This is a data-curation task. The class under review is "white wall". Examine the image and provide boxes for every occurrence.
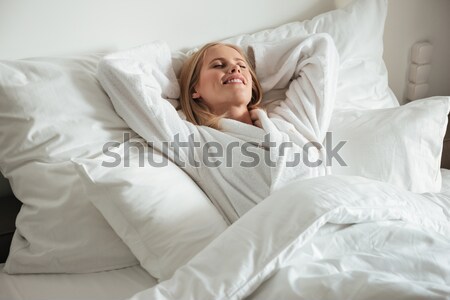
[0,0,334,59]
[0,0,448,103]
[383,0,450,103]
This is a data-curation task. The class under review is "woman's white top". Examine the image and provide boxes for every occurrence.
[97,34,339,224]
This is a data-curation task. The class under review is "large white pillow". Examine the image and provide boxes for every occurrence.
[0,55,140,273]
[217,0,397,110]
[0,54,228,276]
[73,138,227,281]
[330,97,450,193]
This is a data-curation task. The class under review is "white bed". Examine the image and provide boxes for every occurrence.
[1,0,450,299]
[1,169,450,297]
[1,176,450,299]
[0,264,156,300]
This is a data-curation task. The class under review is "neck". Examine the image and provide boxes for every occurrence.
[215,105,253,125]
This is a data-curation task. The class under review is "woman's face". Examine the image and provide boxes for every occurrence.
[194,45,253,114]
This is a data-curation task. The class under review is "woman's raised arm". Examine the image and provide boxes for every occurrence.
[251,34,339,143]
[97,42,195,159]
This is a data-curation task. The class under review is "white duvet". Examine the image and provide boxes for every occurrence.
[129,175,450,300]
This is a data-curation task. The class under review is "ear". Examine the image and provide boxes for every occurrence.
[192,91,200,99]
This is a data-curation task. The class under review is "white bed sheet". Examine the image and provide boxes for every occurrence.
[127,174,450,300]
[0,264,156,300]
[0,170,449,300]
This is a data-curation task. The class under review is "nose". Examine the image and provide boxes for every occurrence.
[229,64,241,74]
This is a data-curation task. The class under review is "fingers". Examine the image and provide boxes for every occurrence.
[250,109,259,122]
[250,109,262,128]
[253,119,262,128]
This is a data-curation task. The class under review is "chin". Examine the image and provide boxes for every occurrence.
[234,93,253,106]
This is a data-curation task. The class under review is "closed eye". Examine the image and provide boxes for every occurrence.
[210,60,247,69]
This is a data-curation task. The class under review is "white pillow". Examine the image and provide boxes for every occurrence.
[221,0,397,110]
[0,55,139,273]
[330,97,450,193]
[73,138,227,281]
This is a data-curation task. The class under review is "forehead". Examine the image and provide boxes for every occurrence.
[203,45,244,62]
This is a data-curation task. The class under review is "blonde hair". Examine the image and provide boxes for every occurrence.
[179,42,262,129]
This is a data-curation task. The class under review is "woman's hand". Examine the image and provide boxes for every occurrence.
[250,109,262,128]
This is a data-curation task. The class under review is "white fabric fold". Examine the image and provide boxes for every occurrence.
[127,175,450,300]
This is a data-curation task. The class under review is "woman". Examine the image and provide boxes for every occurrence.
[97,33,339,224]
[178,42,262,129]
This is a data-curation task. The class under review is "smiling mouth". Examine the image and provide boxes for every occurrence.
[223,78,244,84]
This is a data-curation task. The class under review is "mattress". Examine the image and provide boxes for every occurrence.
[0,264,156,300]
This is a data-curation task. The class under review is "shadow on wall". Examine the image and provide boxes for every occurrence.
[383,0,450,103]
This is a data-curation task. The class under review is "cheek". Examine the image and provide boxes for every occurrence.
[198,72,219,91]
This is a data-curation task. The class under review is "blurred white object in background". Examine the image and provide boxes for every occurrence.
[411,42,434,64]
[407,41,433,101]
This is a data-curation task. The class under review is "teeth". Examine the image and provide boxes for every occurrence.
[226,79,243,84]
